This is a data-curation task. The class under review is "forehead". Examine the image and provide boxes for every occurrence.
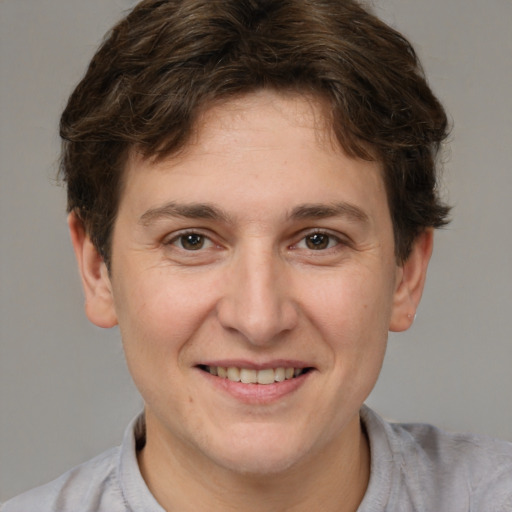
[120,91,388,225]
[193,91,335,146]
[133,91,341,173]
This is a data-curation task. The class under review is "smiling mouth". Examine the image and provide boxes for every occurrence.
[198,365,312,385]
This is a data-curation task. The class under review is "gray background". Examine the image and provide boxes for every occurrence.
[1,0,511,502]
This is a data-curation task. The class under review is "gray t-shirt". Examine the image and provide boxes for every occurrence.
[2,406,512,511]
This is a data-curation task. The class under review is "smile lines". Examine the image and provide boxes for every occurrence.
[200,365,309,385]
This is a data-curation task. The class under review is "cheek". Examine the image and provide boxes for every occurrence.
[304,268,393,385]
[114,276,212,415]
[305,267,395,337]
[113,271,216,372]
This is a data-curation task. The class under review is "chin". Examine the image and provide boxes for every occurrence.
[205,428,314,476]
[216,449,303,476]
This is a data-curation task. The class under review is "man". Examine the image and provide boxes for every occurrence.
[2,1,511,511]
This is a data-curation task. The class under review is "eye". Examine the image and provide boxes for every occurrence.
[304,233,331,250]
[171,232,213,251]
[299,232,340,251]
[304,233,339,251]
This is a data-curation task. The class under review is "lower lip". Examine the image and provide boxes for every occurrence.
[198,369,312,404]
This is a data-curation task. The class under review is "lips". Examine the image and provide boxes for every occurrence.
[200,365,308,384]
[196,362,314,404]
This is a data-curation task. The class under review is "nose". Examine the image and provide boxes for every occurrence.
[216,244,299,346]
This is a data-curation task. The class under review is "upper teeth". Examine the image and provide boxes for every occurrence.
[206,366,304,384]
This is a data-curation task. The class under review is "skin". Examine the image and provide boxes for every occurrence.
[69,90,433,512]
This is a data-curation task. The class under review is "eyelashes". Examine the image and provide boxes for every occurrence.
[166,229,347,254]
[294,232,342,251]
[170,232,214,251]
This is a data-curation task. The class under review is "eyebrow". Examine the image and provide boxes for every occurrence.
[288,202,370,224]
[139,200,369,226]
[139,202,230,225]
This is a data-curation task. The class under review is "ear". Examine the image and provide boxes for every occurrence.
[389,229,433,332]
[68,212,118,328]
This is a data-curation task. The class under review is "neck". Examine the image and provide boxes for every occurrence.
[137,413,370,512]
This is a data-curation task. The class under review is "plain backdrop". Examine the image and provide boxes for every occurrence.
[1,0,511,502]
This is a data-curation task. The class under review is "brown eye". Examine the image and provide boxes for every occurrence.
[179,233,206,250]
[305,233,331,250]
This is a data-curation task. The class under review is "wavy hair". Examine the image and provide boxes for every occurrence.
[60,0,450,267]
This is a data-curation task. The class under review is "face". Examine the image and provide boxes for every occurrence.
[73,91,429,476]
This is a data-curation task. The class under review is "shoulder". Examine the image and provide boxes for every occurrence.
[360,405,512,511]
[398,420,512,510]
[1,447,126,512]
[2,414,164,512]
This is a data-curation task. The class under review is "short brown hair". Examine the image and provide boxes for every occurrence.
[60,0,450,268]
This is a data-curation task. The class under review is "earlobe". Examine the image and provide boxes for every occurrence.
[389,229,434,332]
[68,212,118,328]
